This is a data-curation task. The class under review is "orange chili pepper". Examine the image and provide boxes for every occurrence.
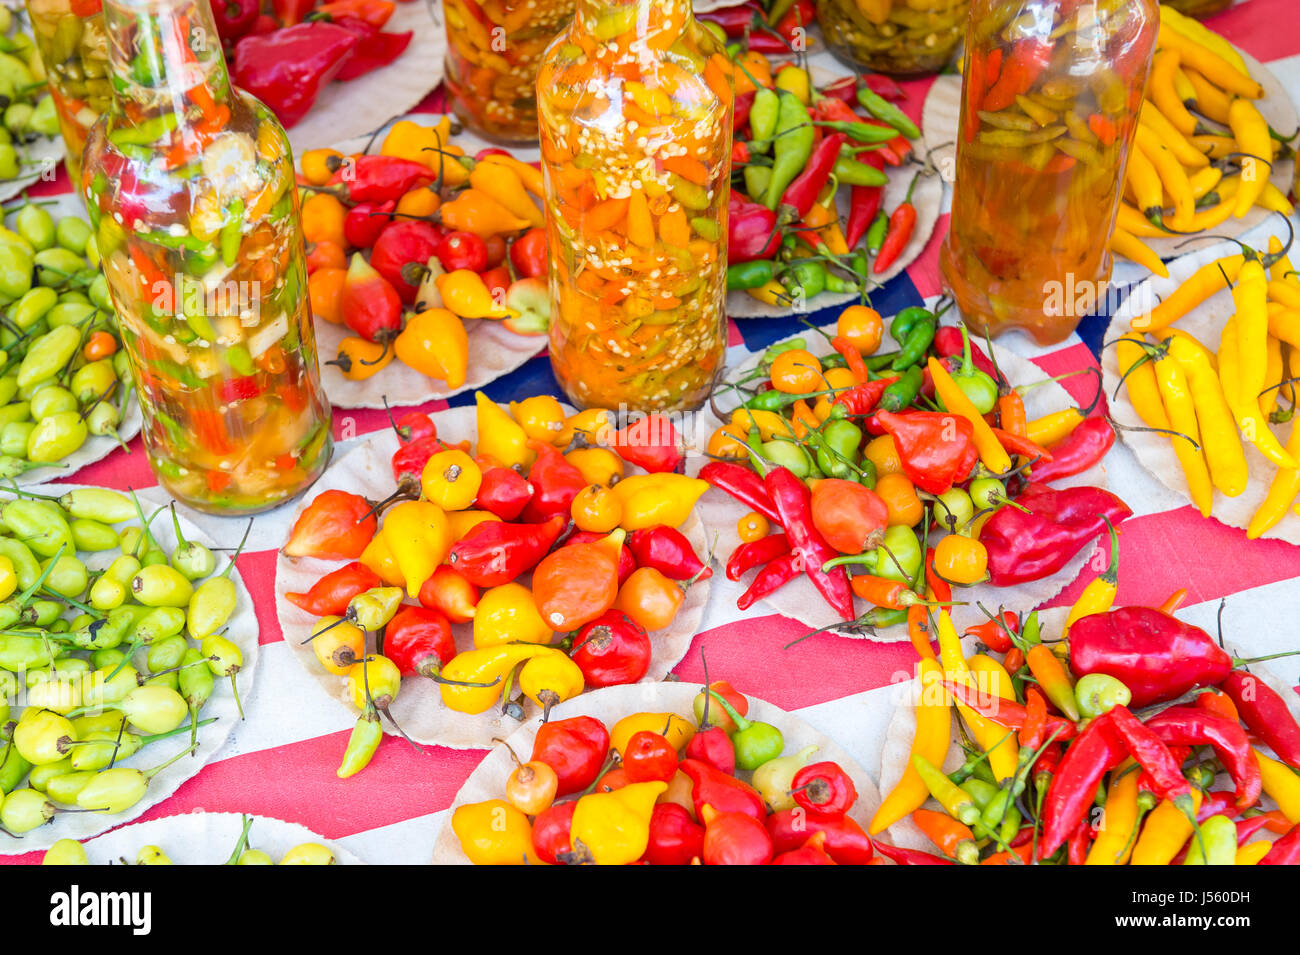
[309,267,347,325]
[302,193,347,248]
[1025,644,1079,721]
[438,189,531,238]
[911,809,978,865]
[1157,588,1188,614]
[82,331,117,362]
[906,603,936,659]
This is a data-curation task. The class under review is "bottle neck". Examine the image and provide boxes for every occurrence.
[104,0,233,117]
[573,0,694,46]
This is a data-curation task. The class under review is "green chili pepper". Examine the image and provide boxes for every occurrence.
[856,85,921,139]
[879,365,923,412]
[690,217,721,242]
[709,691,785,771]
[832,154,890,187]
[814,120,899,144]
[220,198,244,267]
[781,258,827,299]
[943,325,999,415]
[108,112,179,147]
[748,87,780,154]
[761,438,816,479]
[874,525,923,585]
[667,174,710,211]
[727,260,777,291]
[337,703,383,778]
[891,319,936,372]
[814,418,863,479]
[762,92,814,211]
[865,211,889,254]
[743,164,771,202]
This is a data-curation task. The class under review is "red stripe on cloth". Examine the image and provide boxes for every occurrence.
[906,212,949,300]
[896,75,936,130]
[1205,0,1300,65]
[333,398,451,442]
[70,436,158,492]
[237,550,284,645]
[1042,504,1300,612]
[126,732,486,839]
[727,318,745,348]
[672,614,921,710]
[1029,342,1107,415]
[26,164,74,198]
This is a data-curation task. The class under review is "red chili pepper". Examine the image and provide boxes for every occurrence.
[370,219,443,304]
[963,611,1018,653]
[232,22,358,128]
[283,489,377,560]
[531,716,609,797]
[508,228,547,279]
[871,840,956,865]
[980,483,1132,587]
[844,152,887,249]
[416,565,479,624]
[1039,710,1128,859]
[1143,706,1262,810]
[833,377,897,417]
[791,761,857,820]
[447,515,565,587]
[1234,815,1274,846]
[780,133,847,222]
[1066,816,1093,866]
[771,831,838,865]
[765,467,855,621]
[679,758,765,822]
[622,730,678,784]
[385,409,435,446]
[873,172,921,275]
[627,526,711,582]
[436,231,489,273]
[329,16,412,81]
[991,427,1054,464]
[695,1,763,36]
[982,38,1055,113]
[1258,823,1300,865]
[941,680,1078,741]
[1219,670,1300,768]
[1019,687,1048,751]
[767,810,874,864]
[875,409,977,496]
[384,605,455,680]
[563,531,637,585]
[1195,788,1238,822]
[1109,705,1195,811]
[642,803,704,865]
[343,199,395,250]
[217,375,263,404]
[531,800,577,864]
[727,192,782,263]
[341,253,403,344]
[1069,606,1230,708]
[326,154,436,203]
[391,435,445,487]
[699,461,781,525]
[474,466,534,521]
[609,414,684,474]
[285,561,380,616]
[212,0,261,41]
[738,552,804,611]
[569,610,651,688]
[733,89,756,132]
[520,439,586,523]
[725,533,791,581]
[1028,418,1115,484]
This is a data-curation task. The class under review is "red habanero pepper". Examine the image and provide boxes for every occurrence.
[728,192,782,263]
[1108,705,1196,813]
[643,803,704,865]
[791,762,858,820]
[622,731,679,784]
[628,526,712,581]
[341,253,403,344]
[232,22,358,128]
[388,409,436,446]
[474,466,534,521]
[1038,710,1129,860]
[833,377,897,417]
[1068,607,1231,707]
[325,155,436,203]
[780,133,848,222]
[736,552,802,610]
[941,680,1077,741]
[391,435,445,487]
[370,219,443,304]
[699,461,782,525]
[980,483,1131,587]
[765,466,855,621]
[685,725,735,776]
[731,140,751,166]
[726,533,792,581]
[343,199,396,250]
[211,0,261,41]
[330,16,413,82]
[964,611,1018,653]
[873,172,921,275]
[1258,823,1300,865]
[285,561,381,616]
[610,414,684,473]
[417,565,479,623]
[875,409,977,495]
[564,531,637,584]
[1028,418,1116,484]
[531,716,610,797]
[520,440,586,523]
[702,810,774,865]
[1219,670,1300,769]
[871,840,956,865]
[447,515,566,587]
[771,831,838,865]
[509,228,548,279]
[569,610,652,688]
[679,758,766,822]
[767,810,874,864]
[384,605,456,680]
[1143,706,1262,810]
[436,231,489,273]
[531,800,577,864]
[283,489,377,560]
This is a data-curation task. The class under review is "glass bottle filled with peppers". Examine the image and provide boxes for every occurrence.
[25,0,111,186]
[536,0,732,413]
[939,0,1157,345]
[816,0,970,76]
[82,0,332,514]
[440,0,573,143]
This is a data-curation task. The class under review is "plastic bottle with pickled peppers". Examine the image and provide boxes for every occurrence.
[939,0,1158,345]
[536,0,733,413]
[817,0,970,76]
[82,0,332,514]
[26,0,111,187]
[439,0,573,143]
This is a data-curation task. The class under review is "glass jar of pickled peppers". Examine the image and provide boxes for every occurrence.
[1159,0,1231,20]
[25,0,110,186]
[816,0,970,76]
[939,0,1157,345]
[537,0,732,413]
[82,0,332,514]
[440,0,573,143]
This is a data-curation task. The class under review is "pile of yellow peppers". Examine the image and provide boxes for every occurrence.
[1124,233,1300,536]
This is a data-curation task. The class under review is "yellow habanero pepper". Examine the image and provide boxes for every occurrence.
[447,509,499,540]
[358,532,403,587]
[510,395,567,444]
[610,712,695,757]
[569,781,666,865]
[519,650,585,717]
[394,307,468,389]
[869,656,949,834]
[611,474,709,530]
[1131,788,1202,865]
[452,799,543,865]
[423,449,484,512]
[556,408,614,448]
[935,610,1018,783]
[1166,333,1248,498]
[928,357,1012,474]
[566,446,625,486]
[469,162,544,229]
[476,391,534,470]
[440,644,556,714]
[381,117,452,168]
[330,336,394,381]
[438,189,531,239]
[473,583,552,648]
[381,501,451,598]
[1085,763,1142,865]
[479,153,545,198]
[300,148,344,186]
[435,269,518,320]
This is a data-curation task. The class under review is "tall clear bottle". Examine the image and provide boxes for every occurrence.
[536,0,733,413]
[82,0,332,514]
[939,0,1157,345]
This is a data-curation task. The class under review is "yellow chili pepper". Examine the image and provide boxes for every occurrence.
[1025,408,1085,447]
[475,391,534,470]
[1025,644,1080,721]
[1116,338,1170,430]
[928,357,1012,474]
[1231,259,1298,469]
[1187,166,1223,202]
[394,307,468,389]
[1110,227,1168,278]
[570,781,666,865]
[300,147,344,186]
[1154,349,1213,517]
[358,532,403,587]
[479,153,544,198]
[1228,99,1272,218]
[747,278,790,306]
[610,473,709,530]
[331,335,394,381]
[438,189,531,239]
[1261,334,1284,418]
[468,162,543,229]
[439,644,556,714]
[452,799,543,865]
[626,189,655,248]
[1246,421,1300,539]
[1064,520,1119,636]
[1131,788,1202,865]
[1270,279,1300,311]
[1135,125,1194,231]
[1085,764,1141,865]
[1158,5,1249,77]
[730,407,794,442]
[519,650,585,716]
[566,446,625,486]
[381,501,451,598]
[1166,334,1248,497]
[774,64,810,104]
[1137,100,1207,169]
[1255,748,1300,822]
[869,657,950,834]
[1156,22,1262,98]
[610,712,695,757]
[1117,201,1178,239]
[473,583,552,648]
[435,269,517,320]
[935,610,1018,783]
[395,185,441,220]
[966,654,1016,702]
[1131,254,1244,333]
[1235,841,1273,866]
